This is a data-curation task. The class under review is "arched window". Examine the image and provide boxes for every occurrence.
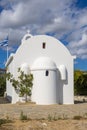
[42,42,46,49]
[45,70,49,76]
[25,36,31,40]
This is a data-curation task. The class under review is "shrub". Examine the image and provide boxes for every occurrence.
[20,111,28,121]
[48,114,52,121]
[74,70,87,95]
[73,115,82,120]
[0,118,12,126]
[0,74,6,96]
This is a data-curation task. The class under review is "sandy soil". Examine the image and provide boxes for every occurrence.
[1,119,87,130]
[0,97,87,130]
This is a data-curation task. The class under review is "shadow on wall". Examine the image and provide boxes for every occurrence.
[56,69,68,104]
[6,95,12,103]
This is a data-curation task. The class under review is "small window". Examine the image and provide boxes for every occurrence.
[45,70,49,76]
[42,42,46,49]
[25,36,31,40]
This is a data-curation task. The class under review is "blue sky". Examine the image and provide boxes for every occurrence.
[0,0,87,70]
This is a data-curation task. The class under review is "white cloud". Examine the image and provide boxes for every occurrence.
[67,32,87,59]
[0,0,87,59]
[0,0,75,28]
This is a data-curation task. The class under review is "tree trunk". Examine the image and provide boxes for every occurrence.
[25,94,27,102]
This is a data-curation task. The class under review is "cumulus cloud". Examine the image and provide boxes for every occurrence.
[0,0,87,59]
[67,32,87,59]
[0,0,73,28]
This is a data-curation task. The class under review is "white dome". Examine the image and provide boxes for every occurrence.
[31,57,57,70]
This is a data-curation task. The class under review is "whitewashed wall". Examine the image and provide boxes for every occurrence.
[6,35,74,104]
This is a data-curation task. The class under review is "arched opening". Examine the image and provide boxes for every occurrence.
[45,70,49,76]
[42,42,46,49]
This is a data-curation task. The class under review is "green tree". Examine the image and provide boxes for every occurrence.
[74,70,83,95]
[75,74,87,95]
[0,74,6,96]
[7,68,33,102]
[74,70,87,95]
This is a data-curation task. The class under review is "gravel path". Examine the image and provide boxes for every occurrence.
[0,102,87,120]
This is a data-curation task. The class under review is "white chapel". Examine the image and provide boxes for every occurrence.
[5,32,75,105]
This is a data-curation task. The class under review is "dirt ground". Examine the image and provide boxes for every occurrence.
[1,119,87,130]
[0,97,87,130]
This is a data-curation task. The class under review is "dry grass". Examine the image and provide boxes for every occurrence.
[0,97,87,129]
[1,119,87,130]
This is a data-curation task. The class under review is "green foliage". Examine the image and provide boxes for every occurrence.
[83,113,87,119]
[73,115,82,120]
[0,74,6,96]
[74,70,87,95]
[6,68,33,102]
[74,70,83,95]
[47,113,68,121]
[0,118,12,126]
[48,114,52,121]
[20,111,28,120]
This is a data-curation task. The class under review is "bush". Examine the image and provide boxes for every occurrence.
[0,74,6,96]
[73,115,82,120]
[74,70,87,95]
[20,111,28,120]
[0,118,12,126]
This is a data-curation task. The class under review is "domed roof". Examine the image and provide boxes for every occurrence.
[31,57,57,70]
